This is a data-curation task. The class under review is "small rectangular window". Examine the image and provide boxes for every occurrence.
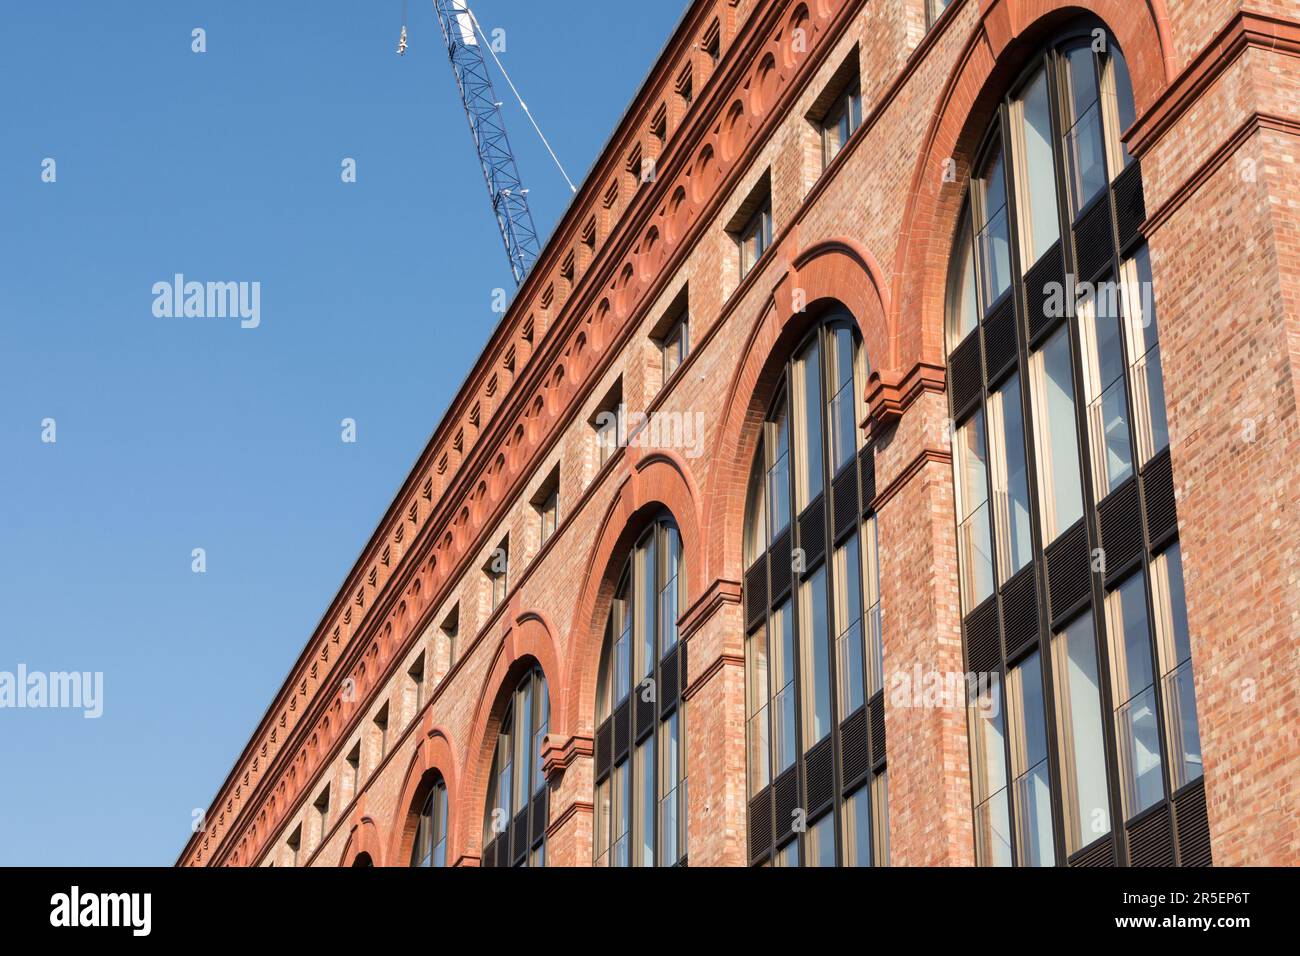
[591,379,624,471]
[408,654,426,716]
[738,200,774,279]
[346,743,361,799]
[926,0,953,27]
[314,786,331,838]
[531,466,560,548]
[287,825,302,867]
[820,82,862,169]
[485,538,509,611]
[659,312,689,386]
[373,703,390,762]
[441,605,459,668]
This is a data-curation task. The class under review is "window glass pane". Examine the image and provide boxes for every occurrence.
[1029,326,1085,541]
[858,518,884,697]
[636,535,656,680]
[775,840,800,867]
[768,406,791,538]
[636,736,655,866]
[1102,46,1137,171]
[612,760,629,867]
[843,786,872,866]
[1122,246,1169,463]
[977,146,1013,305]
[833,536,865,715]
[1008,653,1055,866]
[660,710,680,865]
[659,525,681,653]
[514,683,533,810]
[954,410,994,609]
[794,339,825,507]
[1163,658,1203,792]
[1079,282,1133,497]
[970,673,1011,866]
[615,596,631,705]
[947,211,979,351]
[807,814,836,867]
[532,676,549,795]
[1107,572,1164,819]
[987,374,1033,581]
[1012,67,1060,265]
[1051,612,1111,852]
[871,770,890,865]
[771,601,797,776]
[800,565,832,746]
[746,628,770,795]
[744,448,767,566]
[594,778,610,865]
[1064,46,1108,215]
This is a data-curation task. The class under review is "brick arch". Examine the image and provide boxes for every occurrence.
[702,237,891,585]
[891,0,1175,372]
[337,814,385,867]
[562,448,705,737]
[457,610,564,865]
[387,721,462,867]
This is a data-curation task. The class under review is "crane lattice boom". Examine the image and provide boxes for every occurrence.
[434,0,541,286]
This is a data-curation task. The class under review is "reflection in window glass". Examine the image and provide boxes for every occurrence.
[771,601,797,777]
[828,326,860,473]
[946,209,979,351]
[977,145,1013,306]
[970,674,1011,866]
[808,814,836,866]
[746,628,770,796]
[833,535,865,715]
[1008,654,1054,866]
[1012,66,1060,265]
[1122,246,1169,464]
[1063,45,1108,215]
[799,566,832,746]
[794,340,824,507]
[1107,572,1164,819]
[861,518,884,696]
[1051,612,1111,853]
[1079,281,1134,497]
[1029,327,1085,541]
[1153,544,1202,791]
[954,410,994,610]
[987,373,1033,582]
[843,786,872,866]
[768,405,791,538]
[744,446,767,567]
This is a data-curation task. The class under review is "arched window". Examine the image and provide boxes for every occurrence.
[593,516,688,866]
[943,22,1204,868]
[741,311,887,866]
[481,665,549,867]
[409,775,449,867]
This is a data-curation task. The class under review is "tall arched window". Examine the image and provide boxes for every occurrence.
[944,21,1205,868]
[481,665,549,867]
[742,311,887,867]
[409,775,449,867]
[592,516,688,866]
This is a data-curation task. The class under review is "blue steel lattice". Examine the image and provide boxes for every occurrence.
[434,0,542,286]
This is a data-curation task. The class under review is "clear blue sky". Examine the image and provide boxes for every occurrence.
[0,0,688,866]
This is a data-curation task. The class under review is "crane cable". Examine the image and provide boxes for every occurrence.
[461,4,578,194]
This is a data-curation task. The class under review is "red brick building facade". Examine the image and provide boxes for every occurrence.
[180,0,1300,868]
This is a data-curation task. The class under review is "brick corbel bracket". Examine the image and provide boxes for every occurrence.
[541,731,594,778]
[864,361,946,438]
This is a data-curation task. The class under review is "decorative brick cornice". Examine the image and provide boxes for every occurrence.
[873,448,954,513]
[541,732,594,777]
[864,361,946,437]
[1127,10,1300,159]
[682,652,745,703]
[678,577,742,641]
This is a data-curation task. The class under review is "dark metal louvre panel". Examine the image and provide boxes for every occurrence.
[773,767,799,843]
[831,465,859,540]
[798,497,826,572]
[1073,198,1115,283]
[964,596,1001,676]
[868,692,886,767]
[1069,835,1115,867]
[635,681,656,742]
[805,737,834,816]
[659,645,680,715]
[859,443,876,514]
[613,699,631,763]
[1046,520,1092,627]
[948,332,983,420]
[1001,564,1039,660]
[1098,478,1143,582]
[1024,241,1066,342]
[982,293,1019,381]
[530,790,548,846]
[1174,778,1212,866]
[510,809,528,864]
[770,527,793,603]
[840,706,869,788]
[748,789,773,862]
[744,557,767,631]
[595,718,612,779]
[1127,805,1175,867]
[1112,160,1146,253]
[1143,447,1178,550]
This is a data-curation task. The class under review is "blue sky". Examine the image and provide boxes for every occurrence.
[0,0,688,866]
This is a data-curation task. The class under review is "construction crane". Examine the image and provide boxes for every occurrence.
[425,0,543,287]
